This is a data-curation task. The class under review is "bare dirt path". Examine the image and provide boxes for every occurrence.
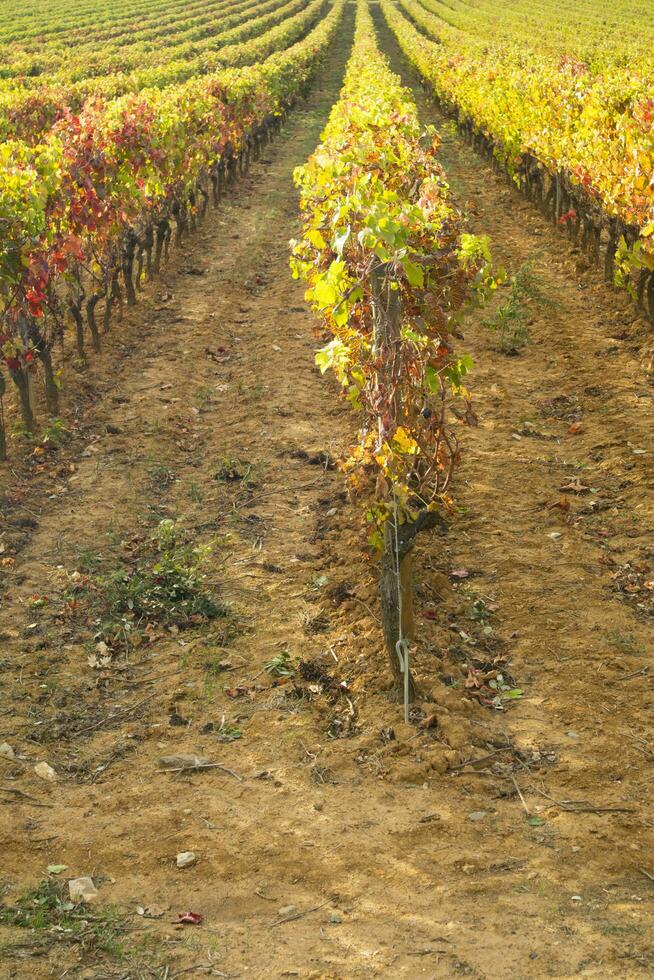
[371,5,654,976]
[1,5,654,979]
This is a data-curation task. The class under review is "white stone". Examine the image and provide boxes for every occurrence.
[34,761,57,781]
[69,877,98,904]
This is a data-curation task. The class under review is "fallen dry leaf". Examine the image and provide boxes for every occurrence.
[173,911,203,925]
[559,479,590,494]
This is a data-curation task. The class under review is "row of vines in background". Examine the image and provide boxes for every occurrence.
[291,0,493,706]
[381,0,654,323]
[0,0,316,83]
[1,0,332,142]
[0,0,345,460]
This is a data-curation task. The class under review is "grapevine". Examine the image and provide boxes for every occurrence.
[0,0,345,448]
[292,0,493,698]
[381,0,654,316]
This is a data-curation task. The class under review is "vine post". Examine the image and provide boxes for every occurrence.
[371,264,445,709]
[370,263,415,705]
[370,263,415,700]
[0,373,6,461]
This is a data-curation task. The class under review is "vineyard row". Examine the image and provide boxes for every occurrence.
[381,0,654,322]
[292,0,491,702]
[0,0,346,456]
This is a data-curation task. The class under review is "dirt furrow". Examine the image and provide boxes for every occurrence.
[372,5,654,976]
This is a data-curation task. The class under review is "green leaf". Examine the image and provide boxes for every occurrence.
[47,864,68,875]
[527,816,545,827]
[402,259,424,287]
[425,365,440,392]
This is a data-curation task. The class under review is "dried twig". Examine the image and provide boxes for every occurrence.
[528,783,635,814]
[157,762,243,781]
[510,775,530,816]
[0,786,53,807]
[75,691,158,736]
[243,479,323,507]
[617,666,649,681]
[449,746,513,771]
[271,899,330,928]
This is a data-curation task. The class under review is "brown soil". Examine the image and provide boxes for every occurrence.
[1,7,653,978]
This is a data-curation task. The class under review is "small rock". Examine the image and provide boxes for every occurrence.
[566,731,580,739]
[69,877,98,904]
[468,811,487,822]
[278,905,297,916]
[176,851,197,869]
[570,895,582,902]
[326,508,337,517]
[34,761,57,781]
[136,904,168,918]
[0,742,15,760]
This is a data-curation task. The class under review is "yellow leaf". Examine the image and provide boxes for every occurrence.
[392,427,419,454]
[306,228,327,249]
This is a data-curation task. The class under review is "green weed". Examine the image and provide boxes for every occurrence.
[264,650,296,678]
[0,878,126,957]
[92,519,228,645]
[41,418,71,448]
[484,260,556,353]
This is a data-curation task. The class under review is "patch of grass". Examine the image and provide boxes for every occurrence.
[607,630,643,657]
[147,464,176,493]
[0,878,127,957]
[600,922,645,937]
[214,456,265,488]
[75,549,104,574]
[194,384,214,410]
[188,481,204,504]
[484,260,556,354]
[90,519,228,646]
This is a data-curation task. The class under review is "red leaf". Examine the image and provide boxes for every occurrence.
[173,911,203,925]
